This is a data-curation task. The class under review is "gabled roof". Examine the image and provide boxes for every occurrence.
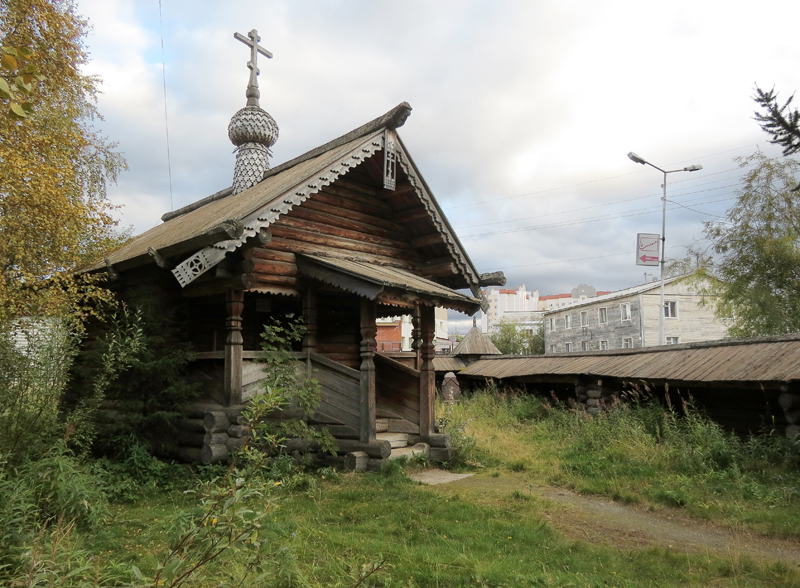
[88,103,485,297]
[542,276,686,314]
[452,326,502,356]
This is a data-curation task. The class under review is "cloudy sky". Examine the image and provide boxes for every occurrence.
[75,0,800,331]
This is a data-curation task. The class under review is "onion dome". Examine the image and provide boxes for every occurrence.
[228,105,279,195]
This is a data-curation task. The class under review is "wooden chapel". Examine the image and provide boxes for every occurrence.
[86,30,505,467]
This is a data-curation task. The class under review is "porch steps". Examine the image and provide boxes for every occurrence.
[376,417,419,434]
[387,442,429,461]
[377,432,409,448]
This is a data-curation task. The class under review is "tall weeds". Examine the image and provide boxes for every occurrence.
[445,388,800,535]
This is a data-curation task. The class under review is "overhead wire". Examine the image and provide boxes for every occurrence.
[459,191,739,238]
[486,241,712,272]
[450,157,766,232]
[444,142,769,212]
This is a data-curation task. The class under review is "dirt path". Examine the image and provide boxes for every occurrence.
[413,470,800,566]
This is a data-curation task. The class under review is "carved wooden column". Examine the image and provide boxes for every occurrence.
[302,285,317,355]
[224,290,244,407]
[359,298,377,443]
[419,304,436,437]
[411,307,421,371]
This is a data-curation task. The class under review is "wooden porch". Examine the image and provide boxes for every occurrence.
[176,290,453,467]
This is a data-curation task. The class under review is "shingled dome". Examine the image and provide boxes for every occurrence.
[452,326,501,356]
[228,104,279,195]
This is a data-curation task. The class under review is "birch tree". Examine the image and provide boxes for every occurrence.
[0,0,125,321]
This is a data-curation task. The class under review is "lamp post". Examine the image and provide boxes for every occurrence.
[627,152,702,346]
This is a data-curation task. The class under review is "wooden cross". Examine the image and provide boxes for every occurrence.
[233,29,272,105]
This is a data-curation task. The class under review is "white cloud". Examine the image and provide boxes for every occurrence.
[75,0,800,294]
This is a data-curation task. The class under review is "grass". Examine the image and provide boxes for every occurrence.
[440,389,800,538]
[6,387,800,586]
[70,470,800,587]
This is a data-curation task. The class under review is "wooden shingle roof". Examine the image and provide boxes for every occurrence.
[460,334,800,384]
[452,327,502,356]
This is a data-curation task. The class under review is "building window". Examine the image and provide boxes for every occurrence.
[565,314,572,329]
[598,307,607,324]
[580,311,589,327]
[666,336,680,345]
[581,341,588,351]
[549,344,555,353]
[620,303,631,322]
[664,301,678,318]
[565,342,572,352]
[599,340,608,350]
[548,317,556,332]
[622,337,633,348]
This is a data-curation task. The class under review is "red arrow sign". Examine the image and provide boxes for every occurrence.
[639,255,658,263]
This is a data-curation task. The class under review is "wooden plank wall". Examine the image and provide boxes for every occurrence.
[375,353,420,430]
[309,353,361,434]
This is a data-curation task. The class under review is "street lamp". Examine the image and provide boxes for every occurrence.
[627,152,703,346]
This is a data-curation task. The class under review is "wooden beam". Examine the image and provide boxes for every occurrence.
[250,258,297,276]
[418,305,435,437]
[359,298,377,443]
[266,236,419,271]
[479,271,507,287]
[224,290,244,407]
[243,247,296,263]
[301,197,406,233]
[412,307,421,372]
[182,273,256,298]
[275,216,413,251]
[147,247,173,269]
[104,258,119,281]
[269,224,419,262]
[395,207,430,224]
[257,227,272,245]
[252,274,299,287]
[303,285,317,354]
[315,188,390,217]
[410,233,443,248]
[378,180,417,200]
[287,206,407,241]
[420,262,458,277]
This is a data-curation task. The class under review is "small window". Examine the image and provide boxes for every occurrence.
[548,317,556,332]
[581,341,588,351]
[580,311,589,327]
[599,340,608,350]
[549,344,555,353]
[664,301,678,318]
[620,303,631,322]
[565,315,572,329]
[565,342,572,353]
[598,307,607,325]
[622,337,633,348]
[666,336,680,345]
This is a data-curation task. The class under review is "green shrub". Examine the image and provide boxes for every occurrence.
[16,446,109,529]
[73,292,199,450]
[236,316,336,477]
[0,447,109,579]
[0,320,78,461]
